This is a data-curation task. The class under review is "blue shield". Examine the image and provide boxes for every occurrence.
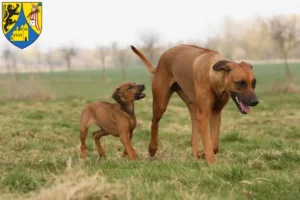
[2,2,42,49]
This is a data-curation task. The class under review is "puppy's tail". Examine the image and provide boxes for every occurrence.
[131,45,156,74]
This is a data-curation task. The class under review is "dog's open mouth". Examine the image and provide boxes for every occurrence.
[231,92,251,114]
[135,93,146,100]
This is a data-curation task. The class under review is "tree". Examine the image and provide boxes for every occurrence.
[96,45,110,82]
[36,48,42,69]
[32,47,42,75]
[241,17,275,60]
[45,50,54,72]
[270,15,300,81]
[2,47,18,78]
[138,30,160,82]
[205,36,222,51]
[111,42,128,81]
[61,46,77,71]
[138,30,160,64]
[116,49,128,81]
[219,16,238,59]
[2,48,12,74]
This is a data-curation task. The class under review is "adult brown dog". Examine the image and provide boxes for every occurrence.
[79,82,145,160]
[131,45,259,163]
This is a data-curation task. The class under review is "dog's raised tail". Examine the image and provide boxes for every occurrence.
[131,45,156,74]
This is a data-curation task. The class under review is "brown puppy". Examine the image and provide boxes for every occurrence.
[79,82,145,160]
[131,45,259,163]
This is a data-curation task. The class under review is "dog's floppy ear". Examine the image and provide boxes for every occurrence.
[212,60,233,72]
[240,61,253,70]
[112,88,122,104]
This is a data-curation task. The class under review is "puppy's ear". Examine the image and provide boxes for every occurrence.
[240,61,253,70]
[112,88,122,104]
[213,60,233,72]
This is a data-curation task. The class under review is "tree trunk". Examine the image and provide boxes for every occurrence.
[101,58,107,82]
[122,65,126,81]
[49,63,54,73]
[6,60,10,74]
[12,58,18,81]
[66,58,71,71]
[283,53,292,82]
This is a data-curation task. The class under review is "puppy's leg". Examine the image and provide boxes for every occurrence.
[122,131,133,158]
[93,130,109,157]
[120,131,136,160]
[80,109,95,159]
[80,126,88,159]
[149,71,174,157]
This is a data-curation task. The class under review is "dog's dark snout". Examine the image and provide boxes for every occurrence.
[139,84,145,91]
[250,96,259,106]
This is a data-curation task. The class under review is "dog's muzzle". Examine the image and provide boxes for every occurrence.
[135,84,146,100]
[231,92,259,114]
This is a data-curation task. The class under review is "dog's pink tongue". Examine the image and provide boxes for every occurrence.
[240,102,251,113]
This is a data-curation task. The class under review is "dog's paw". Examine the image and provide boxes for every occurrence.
[80,151,87,160]
[197,151,217,163]
[148,147,157,157]
[197,151,205,159]
[98,151,106,157]
[121,151,128,158]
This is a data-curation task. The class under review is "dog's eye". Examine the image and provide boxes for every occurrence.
[252,79,256,89]
[235,80,247,88]
[128,85,133,90]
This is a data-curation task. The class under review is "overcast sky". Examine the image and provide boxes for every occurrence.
[1,0,299,50]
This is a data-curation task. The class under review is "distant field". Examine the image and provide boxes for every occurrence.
[0,63,300,199]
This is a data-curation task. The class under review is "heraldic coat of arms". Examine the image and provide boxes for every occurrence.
[2,2,42,49]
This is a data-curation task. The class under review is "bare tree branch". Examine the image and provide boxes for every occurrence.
[61,46,77,71]
[270,15,300,80]
[138,30,160,64]
[45,50,54,72]
[96,45,110,82]
[2,48,12,74]
[2,47,18,78]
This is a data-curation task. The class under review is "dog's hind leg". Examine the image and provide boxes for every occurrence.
[93,129,109,157]
[80,126,89,159]
[79,109,95,159]
[149,68,175,157]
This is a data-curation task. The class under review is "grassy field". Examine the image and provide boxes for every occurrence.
[0,63,300,200]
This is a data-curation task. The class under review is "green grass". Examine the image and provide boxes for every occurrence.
[0,63,300,199]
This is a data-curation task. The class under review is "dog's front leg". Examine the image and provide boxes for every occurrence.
[197,111,221,158]
[210,111,221,154]
[120,131,137,160]
[196,110,215,163]
[122,131,133,158]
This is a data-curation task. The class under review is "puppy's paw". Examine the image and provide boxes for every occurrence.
[80,150,87,160]
[98,152,106,158]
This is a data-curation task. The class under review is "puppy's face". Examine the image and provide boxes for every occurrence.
[112,82,145,104]
[213,61,259,114]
